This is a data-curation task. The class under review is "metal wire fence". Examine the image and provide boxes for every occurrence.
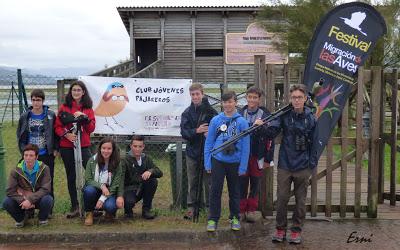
[0,71,252,215]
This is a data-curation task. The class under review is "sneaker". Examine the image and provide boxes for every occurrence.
[230,217,241,231]
[272,229,286,242]
[207,220,217,232]
[39,220,48,226]
[288,231,302,244]
[93,210,103,218]
[15,221,25,228]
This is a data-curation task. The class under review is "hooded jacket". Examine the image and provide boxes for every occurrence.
[17,105,58,154]
[6,160,51,204]
[264,106,316,172]
[204,111,250,175]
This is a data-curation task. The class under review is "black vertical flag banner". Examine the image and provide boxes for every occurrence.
[304,2,387,168]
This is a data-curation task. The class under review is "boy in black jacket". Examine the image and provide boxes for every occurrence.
[116,135,163,219]
[180,83,217,219]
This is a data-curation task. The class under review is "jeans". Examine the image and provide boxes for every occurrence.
[38,154,55,199]
[2,195,53,222]
[83,185,117,215]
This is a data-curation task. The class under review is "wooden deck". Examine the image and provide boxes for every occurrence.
[271,152,400,219]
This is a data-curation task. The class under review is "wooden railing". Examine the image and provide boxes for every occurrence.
[90,59,135,77]
[130,59,162,78]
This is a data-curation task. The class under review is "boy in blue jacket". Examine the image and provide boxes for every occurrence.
[204,90,250,232]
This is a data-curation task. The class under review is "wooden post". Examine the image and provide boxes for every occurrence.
[340,101,349,218]
[325,139,333,217]
[368,66,382,218]
[160,16,165,61]
[298,64,305,85]
[57,80,65,110]
[354,67,364,218]
[283,64,290,104]
[390,68,398,206]
[255,56,267,216]
[129,15,136,72]
[378,71,386,204]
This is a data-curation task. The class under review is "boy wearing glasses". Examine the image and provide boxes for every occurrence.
[257,84,316,244]
[17,89,58,206]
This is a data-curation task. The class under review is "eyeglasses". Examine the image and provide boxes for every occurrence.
[72,88,83,92]
[31,98,43,102]
[290,96,305,101]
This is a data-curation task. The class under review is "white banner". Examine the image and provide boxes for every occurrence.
[79,76,192,136]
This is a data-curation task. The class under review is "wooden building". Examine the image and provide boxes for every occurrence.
[114,5,267,85]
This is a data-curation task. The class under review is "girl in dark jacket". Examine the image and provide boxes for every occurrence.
[55,80,96,218]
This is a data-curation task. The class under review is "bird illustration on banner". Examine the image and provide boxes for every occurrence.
[94,82,129,130]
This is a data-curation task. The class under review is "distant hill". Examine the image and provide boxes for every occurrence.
[0,66,97,86]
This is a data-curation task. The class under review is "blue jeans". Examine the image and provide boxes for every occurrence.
[2,195,53,222]
[83,185,117,215]
[208,158,240,222]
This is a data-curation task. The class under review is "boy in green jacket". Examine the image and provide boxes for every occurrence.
[117,135,163,219]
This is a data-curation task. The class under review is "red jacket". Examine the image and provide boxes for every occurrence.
[55,101,96,148]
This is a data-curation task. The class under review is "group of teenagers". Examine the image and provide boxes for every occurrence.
[3,81,163,228]
[2,80,316,244]
[181,83,316,244]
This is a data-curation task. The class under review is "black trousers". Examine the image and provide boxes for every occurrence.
[208,158,240,222]
[123,178,158,215]
[60,147,91,209]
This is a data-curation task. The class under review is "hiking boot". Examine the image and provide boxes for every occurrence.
[15,221,25,228]
[183,210,193,220]
[39,220,48,226]
[66,207,80,219]
[84,212,93,226]
[142,209,155,220]
[207,220,217,232]
[230,216,241,231]
[272,229,286,243]
[288,231,302,244]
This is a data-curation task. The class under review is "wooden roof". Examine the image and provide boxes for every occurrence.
[117,5,262,34]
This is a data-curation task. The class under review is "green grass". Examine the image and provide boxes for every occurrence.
[331,135,400,184]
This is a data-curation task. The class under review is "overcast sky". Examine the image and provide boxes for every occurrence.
[0,0,264,73]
